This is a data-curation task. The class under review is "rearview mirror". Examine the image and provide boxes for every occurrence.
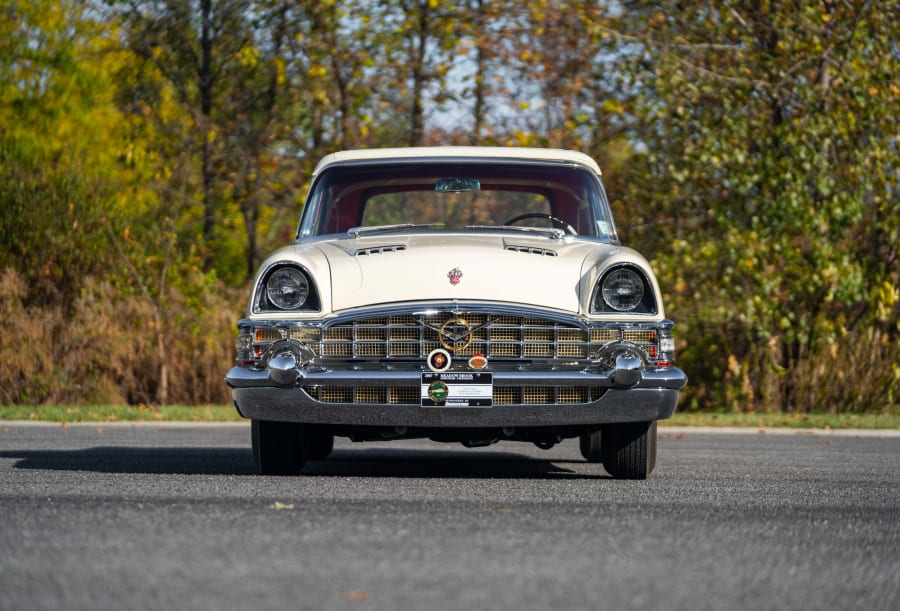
[435,178,480,193]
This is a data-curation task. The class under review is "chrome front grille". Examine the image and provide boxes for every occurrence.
[324,314,652,361]
[251,312,660,363]
[237,310,671,407]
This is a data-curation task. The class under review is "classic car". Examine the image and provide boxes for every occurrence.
[226,146,686,478]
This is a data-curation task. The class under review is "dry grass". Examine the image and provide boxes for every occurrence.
[0,268,241,406]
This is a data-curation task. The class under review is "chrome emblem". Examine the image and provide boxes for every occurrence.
[439,317,473,352]
[468,354,488,370]
[427,348,452,372]
[448,267,463,286]
[428,380,449,403]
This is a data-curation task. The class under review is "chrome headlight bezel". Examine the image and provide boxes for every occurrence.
[592,265,657,314]
[255,264,320,312]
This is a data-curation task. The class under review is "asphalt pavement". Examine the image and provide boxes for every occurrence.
[1,422,898,610]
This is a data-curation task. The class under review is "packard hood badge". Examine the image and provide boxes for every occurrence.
[447,267,463,286]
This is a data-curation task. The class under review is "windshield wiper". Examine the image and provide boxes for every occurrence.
[347,223,445,238]
[465,225,566,239]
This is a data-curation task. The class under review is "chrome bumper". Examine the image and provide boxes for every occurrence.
[226,365,687,427]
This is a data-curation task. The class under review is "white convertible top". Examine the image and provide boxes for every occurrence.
[312,146,603,177]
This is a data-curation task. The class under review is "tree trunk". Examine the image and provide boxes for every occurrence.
[200,0,215,270]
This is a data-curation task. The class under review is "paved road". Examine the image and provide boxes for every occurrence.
[1,422,898,611]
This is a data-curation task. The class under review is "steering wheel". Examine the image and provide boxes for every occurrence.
[503,213,577,235]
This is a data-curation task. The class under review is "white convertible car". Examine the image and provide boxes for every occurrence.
[226,147,686,478]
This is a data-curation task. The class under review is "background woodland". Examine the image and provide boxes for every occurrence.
[1,0,898,412]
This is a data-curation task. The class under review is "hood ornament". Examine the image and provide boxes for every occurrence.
[448,267,463,286]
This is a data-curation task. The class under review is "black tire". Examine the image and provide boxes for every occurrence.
[579,430,603,462]
[601,421,657,479]
[251,419,306,475]
[301,427,334,461]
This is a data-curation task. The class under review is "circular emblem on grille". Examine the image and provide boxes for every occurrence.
[468,354,488,370]
[427,348,452,372]
[439,317,473,352]
[428,380,449,403]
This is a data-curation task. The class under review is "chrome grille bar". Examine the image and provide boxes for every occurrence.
[307,312,656,361]
[244,310,663,366]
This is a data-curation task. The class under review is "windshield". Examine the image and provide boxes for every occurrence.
[296,161,617,241]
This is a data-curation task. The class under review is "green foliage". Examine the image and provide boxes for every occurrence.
[0,139,101,305]
[0,0,125,305]
[617,0,900,412]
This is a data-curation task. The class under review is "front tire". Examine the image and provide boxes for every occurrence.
[579,429,603,462]
[302,427,334,461]
[251,420,306,475]
[601,421,657,479]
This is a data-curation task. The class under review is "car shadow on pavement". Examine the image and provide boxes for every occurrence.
[0,446,607,479]
[0,447,259,476]
[303,449,605,479]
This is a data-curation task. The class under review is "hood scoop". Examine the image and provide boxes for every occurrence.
[505,245,558,257]
[355,245,407,256]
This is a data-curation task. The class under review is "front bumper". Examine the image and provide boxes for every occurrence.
[226,365,687,427]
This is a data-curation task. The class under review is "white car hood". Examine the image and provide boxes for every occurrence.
[311,234,616,314]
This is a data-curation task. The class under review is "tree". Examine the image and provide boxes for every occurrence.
[616,0,900,411]
[3,0,896,410]
[0,0,137,306]
[115,0,298,279]
[363,0,461,146]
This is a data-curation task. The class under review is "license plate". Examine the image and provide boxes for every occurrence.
[421,372,493,407]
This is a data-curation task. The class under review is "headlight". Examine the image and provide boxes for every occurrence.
[265,267,310,310]
[597,267,649,312]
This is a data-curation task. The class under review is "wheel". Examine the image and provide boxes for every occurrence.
[301,427,334,461]
[251,419,306,475]
[503,212,576,234]
[579,429,603,462]
[601,421,657,479]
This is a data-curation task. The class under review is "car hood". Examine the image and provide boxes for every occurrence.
[301,233,619,314]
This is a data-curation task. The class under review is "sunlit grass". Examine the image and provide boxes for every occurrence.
[1,404,898,429]
[0,404,242,423]
[665,410,900,430]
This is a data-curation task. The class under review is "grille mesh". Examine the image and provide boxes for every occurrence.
[293,313,657,360]
[302,385,604,405]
